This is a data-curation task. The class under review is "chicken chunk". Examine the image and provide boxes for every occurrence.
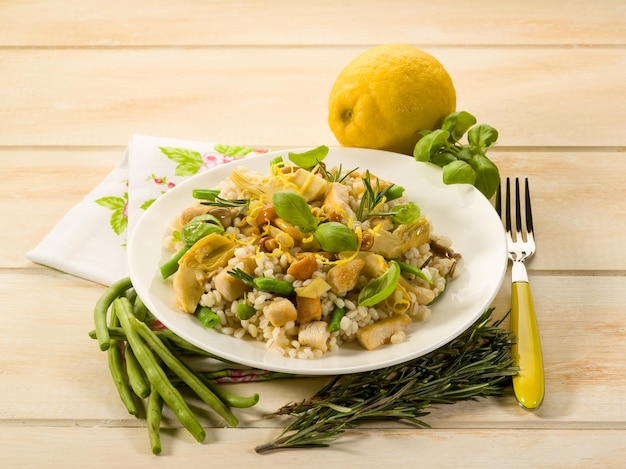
[213,257,255,302]
[323,182,355,221]
[326,258,365,294]
[265,298,297,327]
[356,314,412,350]
[298,321,330,352]
[213,268,248,302]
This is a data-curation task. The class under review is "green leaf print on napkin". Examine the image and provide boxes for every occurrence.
[95,193,128,235]
[214,144,255,157]
[159,146,204,176]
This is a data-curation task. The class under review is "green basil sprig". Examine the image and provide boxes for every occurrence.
[413,111,500,199]
[358,261,401,307]
[271,190,357,252]
[272,191,318,232]
[288,145,329,169]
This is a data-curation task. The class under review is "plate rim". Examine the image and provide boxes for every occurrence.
[127,146,508,375]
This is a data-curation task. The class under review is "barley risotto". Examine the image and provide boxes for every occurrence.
[163,149,460,359]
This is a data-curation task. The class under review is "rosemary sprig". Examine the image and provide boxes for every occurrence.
[318,163,359,183]
[201,196,250,209]
[356,170,397,221]
[255,308,517,453]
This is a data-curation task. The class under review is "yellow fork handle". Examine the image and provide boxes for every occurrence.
[511,280,544,410]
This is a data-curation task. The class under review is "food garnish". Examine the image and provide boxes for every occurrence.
[414,110,500,199]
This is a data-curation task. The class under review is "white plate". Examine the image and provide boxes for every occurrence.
[128,147,507,375]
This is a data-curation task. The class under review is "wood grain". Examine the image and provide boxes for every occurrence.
[2,1,625,466]
[2,0,625,46]
[1,47,625,148]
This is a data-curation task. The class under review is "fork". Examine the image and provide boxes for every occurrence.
[496,177,544,410]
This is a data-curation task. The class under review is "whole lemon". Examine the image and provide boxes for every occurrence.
[328,44,456,155]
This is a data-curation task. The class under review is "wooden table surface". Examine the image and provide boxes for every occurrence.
[2,1,625,467]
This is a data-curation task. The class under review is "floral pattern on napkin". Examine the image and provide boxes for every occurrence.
[26,135,269,286]
[94,143,269,240]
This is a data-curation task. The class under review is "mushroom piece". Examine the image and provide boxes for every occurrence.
[286,253,318,281]
[298,321,330,352]
[173,233,235,313]
[296,296,322,324]
[265,298,297,327]
[356,314,412,350]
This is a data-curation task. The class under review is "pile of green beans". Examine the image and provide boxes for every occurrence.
[90,277,260,454]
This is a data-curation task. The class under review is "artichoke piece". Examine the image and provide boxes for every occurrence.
[285,168,328,202]
[230,167,270,200]
[229,166,328,204]
[370,217,431,259]
[173,233,235,313]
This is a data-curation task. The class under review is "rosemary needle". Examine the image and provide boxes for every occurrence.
[256,308,517,453]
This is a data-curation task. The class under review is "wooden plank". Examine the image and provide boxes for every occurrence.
[1,427,625,466]
[6,151,626,271]
[1,271,624,426]
[1,0,625,46]
[1,47,625,148]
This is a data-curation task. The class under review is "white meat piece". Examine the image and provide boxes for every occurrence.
[298,321,330,352]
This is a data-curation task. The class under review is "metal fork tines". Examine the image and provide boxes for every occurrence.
[496,177,544,411]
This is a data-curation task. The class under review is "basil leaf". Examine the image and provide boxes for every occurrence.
[392,202,421,224]
[314,222,357,252]
[288,145,329,168]
[181,214,225,246]
[431,151,458,167]
[442,160,477,186]
[272,191,317,232]
[441,111,477,141]
[413,129,450,162]
[469,154,500,199]
[468,124,498,149]
[358,261,401,307]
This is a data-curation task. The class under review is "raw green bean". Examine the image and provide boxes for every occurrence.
[159,245,190,279]
[94,277,133,351]
[114,297,206,442]
[88,326,126,341]
[196,374,259,409]
[132,318,239,427]
[133,293,148,322]
[147,387,163,455]
[125,344,150,399]
[107,338,138,415]
[155,329,226,358]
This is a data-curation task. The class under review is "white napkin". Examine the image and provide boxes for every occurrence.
[27,135,269,286]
